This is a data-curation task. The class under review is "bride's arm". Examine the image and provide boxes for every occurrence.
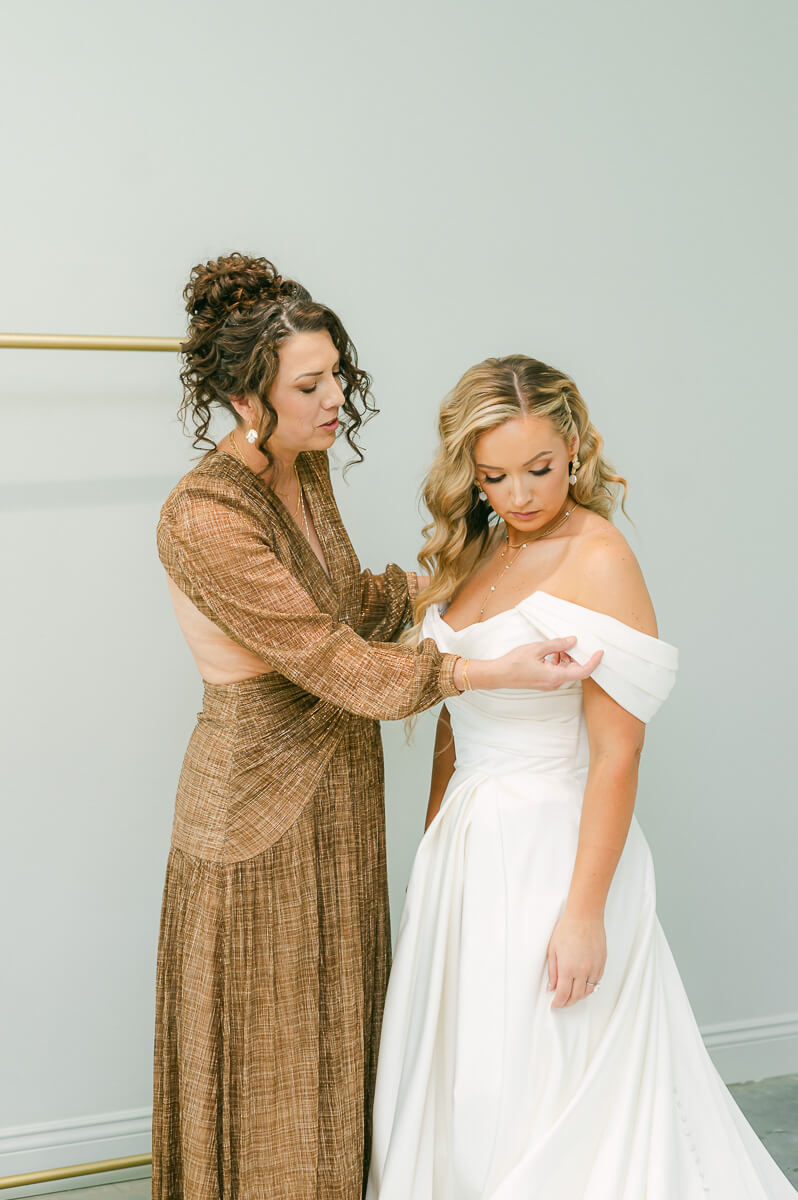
[547,535,656,1010]
[424,706,456,830]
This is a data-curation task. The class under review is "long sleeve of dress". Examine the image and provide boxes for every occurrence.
[357,564,418,642]
[158,479,460,721]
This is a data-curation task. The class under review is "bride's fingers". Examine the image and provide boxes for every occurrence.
[551,975,574,1009]
[567,977,589,1006]
[546,948,557,993]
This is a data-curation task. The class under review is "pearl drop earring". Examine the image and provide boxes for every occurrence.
[246,428,258,445]
[569,456,581,486]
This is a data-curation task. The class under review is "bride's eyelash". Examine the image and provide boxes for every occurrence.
[483,466,552,484]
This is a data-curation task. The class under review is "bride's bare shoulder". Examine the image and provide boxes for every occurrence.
[568,512,658,637]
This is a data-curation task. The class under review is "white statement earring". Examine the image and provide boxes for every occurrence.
[476,480,488,502]
[246,427,258,445]
[569,456,580,486]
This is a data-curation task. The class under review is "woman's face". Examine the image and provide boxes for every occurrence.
[241,329,345,456]
[473,414,577,538]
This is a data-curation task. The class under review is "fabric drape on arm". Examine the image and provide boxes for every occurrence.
[517,591,678,723]
[158,476,460,723]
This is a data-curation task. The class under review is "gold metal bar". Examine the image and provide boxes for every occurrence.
[0,1152,151,1190]
[0,333,181,352]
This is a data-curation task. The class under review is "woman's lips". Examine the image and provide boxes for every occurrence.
[510,510,539,519]
[320,418,339,430]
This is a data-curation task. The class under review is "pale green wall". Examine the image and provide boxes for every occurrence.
[1,0,796,1171]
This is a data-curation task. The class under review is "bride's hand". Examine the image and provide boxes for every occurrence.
[546,915,607,1008]
[500,638,603,691]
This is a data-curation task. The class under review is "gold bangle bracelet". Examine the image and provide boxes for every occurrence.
[461,658,472,692]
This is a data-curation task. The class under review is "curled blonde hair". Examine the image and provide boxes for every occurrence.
[412,354,628,634]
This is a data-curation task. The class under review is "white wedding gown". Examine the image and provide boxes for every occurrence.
[367,591,793,1198]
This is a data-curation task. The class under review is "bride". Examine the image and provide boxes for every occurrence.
[366,355,793,1198]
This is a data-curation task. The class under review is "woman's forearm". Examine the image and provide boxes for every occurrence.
[563,752,641,921]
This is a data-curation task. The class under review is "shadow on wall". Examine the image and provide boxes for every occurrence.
[0,477,179,512]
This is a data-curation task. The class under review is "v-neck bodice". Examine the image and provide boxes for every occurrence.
[157,448,461,741]
[200,448,356,619]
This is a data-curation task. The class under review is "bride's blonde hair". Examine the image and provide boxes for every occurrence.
[412,354,628,636]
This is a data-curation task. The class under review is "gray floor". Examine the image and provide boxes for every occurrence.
[33,1076,798,1197]
[728,1074,798,1189]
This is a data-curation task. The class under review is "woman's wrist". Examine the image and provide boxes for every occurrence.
[564,876,611,921]
[454,657,499,693]
[562,901,606,923]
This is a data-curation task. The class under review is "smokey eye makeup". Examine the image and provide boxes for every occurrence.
[482,465,553,484]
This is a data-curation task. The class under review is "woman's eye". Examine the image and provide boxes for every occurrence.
[484,475,504,484]
[531,466,552,477]
[300,384,318,394]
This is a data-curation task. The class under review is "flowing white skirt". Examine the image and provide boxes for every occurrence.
[367,763,794,1199]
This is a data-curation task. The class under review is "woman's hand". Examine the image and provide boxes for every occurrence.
[546,915,607,1008]
[499,638,603,691]
[457,638,602,692]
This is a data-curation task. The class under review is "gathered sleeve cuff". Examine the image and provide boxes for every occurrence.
[357,563,419,641]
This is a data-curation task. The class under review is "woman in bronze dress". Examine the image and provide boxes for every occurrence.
[154,253,601,1200]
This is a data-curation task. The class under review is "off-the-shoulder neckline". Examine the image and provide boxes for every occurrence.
[436,590,676,651]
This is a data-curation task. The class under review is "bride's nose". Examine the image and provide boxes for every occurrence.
[509,476,532,507]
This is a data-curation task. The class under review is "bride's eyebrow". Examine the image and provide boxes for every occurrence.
[476,450,553,469]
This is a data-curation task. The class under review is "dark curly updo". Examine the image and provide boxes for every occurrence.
[179,252,376,466]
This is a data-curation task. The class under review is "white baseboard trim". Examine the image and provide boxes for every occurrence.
[0,1108,151,1199]
[1,1018,796,1194]
[701,1012,798,1084]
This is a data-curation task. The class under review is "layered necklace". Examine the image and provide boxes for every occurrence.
[227,431,311,541]
[477,498,575,621]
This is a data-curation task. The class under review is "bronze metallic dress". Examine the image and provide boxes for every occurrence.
[154,449,459,1200]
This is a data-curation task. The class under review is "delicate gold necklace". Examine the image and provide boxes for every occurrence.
[477,501,576,621]
[228,433,309,534]
[294,463,311,541]
[227,429,249,470]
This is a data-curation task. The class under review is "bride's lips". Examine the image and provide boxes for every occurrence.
[320,417,339,431]
[510,510,540,520]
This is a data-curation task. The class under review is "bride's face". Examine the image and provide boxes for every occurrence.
[473,414,577,537]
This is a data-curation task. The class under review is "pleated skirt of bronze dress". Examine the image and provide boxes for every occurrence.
[152,676,391,1200]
